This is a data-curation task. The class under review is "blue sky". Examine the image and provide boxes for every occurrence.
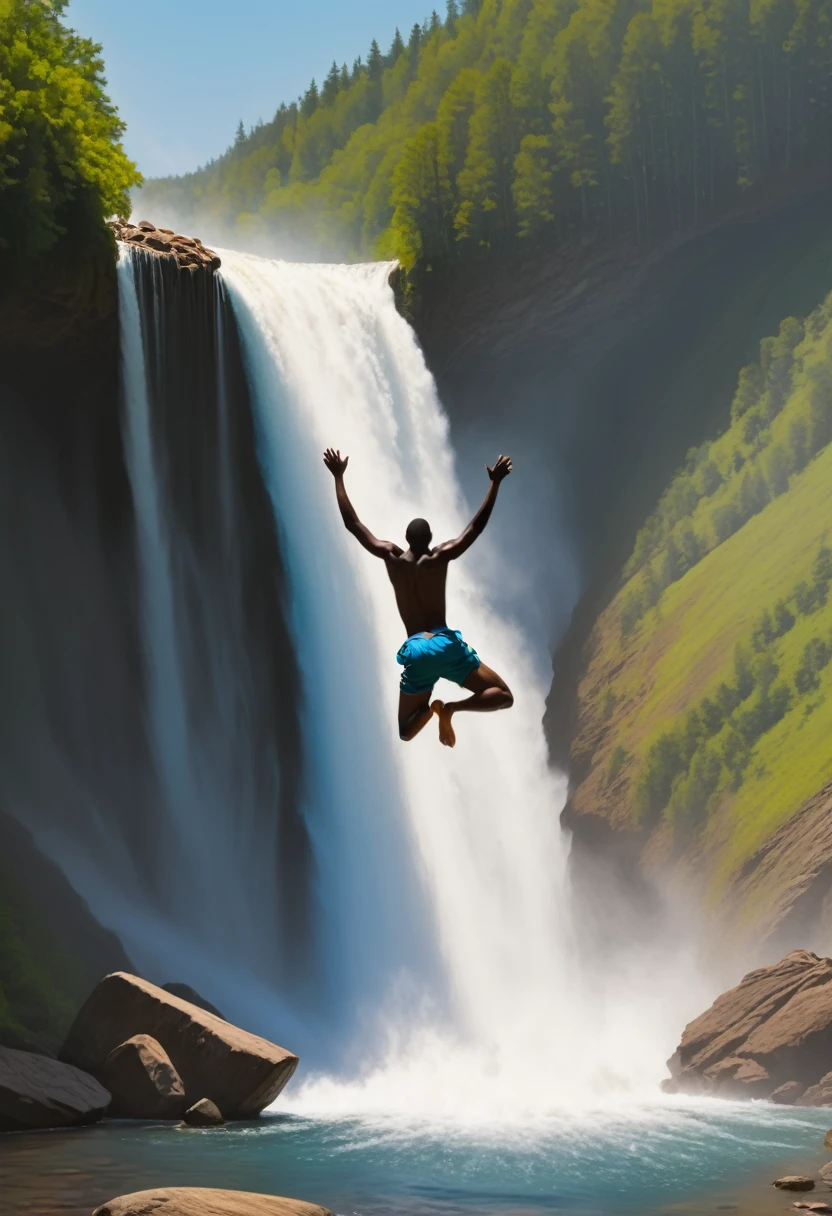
[66,0,432,179]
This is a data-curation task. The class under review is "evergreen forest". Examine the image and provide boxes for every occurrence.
[142,0,832,269]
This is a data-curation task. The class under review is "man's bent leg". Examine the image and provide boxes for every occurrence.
[398,689,435,742]
[431,664,514,748]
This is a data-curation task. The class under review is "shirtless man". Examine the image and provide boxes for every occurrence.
[323,448,514,747]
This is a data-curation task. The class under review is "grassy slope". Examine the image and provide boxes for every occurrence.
[571,306,832,909]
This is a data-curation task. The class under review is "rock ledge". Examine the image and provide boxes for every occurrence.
[110,219,220,271]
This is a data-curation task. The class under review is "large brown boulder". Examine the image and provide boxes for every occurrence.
[92,1188,332,1216]
[664,950,832,1100]
[0,1044,110,1131]
[100,1034,186,1119]
[60,973,298,1119]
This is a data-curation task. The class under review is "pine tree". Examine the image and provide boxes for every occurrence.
[322,61,340,105]
[445,0,459,33]
[301,79,319,118]
[234,120,246,148]
[408,23,422,74]
[388,28,405,64]
[339,62,350,90]
[430,10,442,34]
[367,39,384,82]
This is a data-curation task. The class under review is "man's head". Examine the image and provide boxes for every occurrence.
[406,517,432,553]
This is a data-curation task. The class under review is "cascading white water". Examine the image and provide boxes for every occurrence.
[111,247,309,1040]
[221,252,706,1119]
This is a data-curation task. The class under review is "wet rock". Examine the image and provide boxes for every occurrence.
[771,1080,807,1104]
[143,235,172,252]
[183,1097,225,1127]
[797,1072,832,1107]
[92,1188,332,1216]
[60,972,298,1119]
[818,1161,832,1181]
[100,1034,186,1119]
[0,1044,110,1132]
[136,220,156,230]
[826,1130,832,1150]
[775,1177,816,1191]
[702,1055,772,1098]
[665,950,832,1099]
[162,984,225,1020]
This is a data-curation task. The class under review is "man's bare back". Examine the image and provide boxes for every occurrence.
[323,448,514,747]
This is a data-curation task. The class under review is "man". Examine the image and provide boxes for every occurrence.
[323,447,514,747]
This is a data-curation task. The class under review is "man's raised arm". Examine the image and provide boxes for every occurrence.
[435,454,512,561]
[323,448,401,559]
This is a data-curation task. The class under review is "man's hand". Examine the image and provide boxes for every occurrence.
[487,454,512,483]
[324,447,349,478]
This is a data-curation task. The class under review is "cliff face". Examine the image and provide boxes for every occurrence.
[412,188,832,959]
[0,238,309,1049]
[415,191,832,590]
[0,248,131,1052]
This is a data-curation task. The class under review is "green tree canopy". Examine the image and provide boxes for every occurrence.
[0,0,140,266]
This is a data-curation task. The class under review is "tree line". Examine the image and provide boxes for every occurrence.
[142,0,832,268]
[0,0,140,271]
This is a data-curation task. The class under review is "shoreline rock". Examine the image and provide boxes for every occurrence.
[110,219,221,272]
[664,950,832,1102]
[0,1044,110,1132]
[100,1033,186,1120]
[60,972,298,1119]
[182,1097,225,1127]
[92,1188,332,1216]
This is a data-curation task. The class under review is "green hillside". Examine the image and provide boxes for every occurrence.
[141,0,832,270]
[569,286,832,909]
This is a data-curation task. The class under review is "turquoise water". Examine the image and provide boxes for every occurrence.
[2,1100,830,1215]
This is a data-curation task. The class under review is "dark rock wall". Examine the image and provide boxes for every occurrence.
[413,189,832,945]
[0,248,309,1048]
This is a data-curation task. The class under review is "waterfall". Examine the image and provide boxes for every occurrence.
[2,242,702,1112]
[218,252,699,1117]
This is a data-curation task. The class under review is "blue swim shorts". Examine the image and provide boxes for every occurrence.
[396,627,481,696]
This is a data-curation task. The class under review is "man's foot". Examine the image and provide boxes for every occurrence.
[431,700,456,748]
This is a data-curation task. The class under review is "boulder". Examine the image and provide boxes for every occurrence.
[702,1055,772,1098]
[664,951,832,1099]
[825,1130,832,1150]
[92,1188,332,1216]
[771,1080,807,1104]
[162,984,225,1020]
[100,1034,186,1119]
[60,972,297,1119]
[183,1098,225,1127]
[775,1177,816,1191]
[0,1044,110,1131]
[797,1072,832,1107]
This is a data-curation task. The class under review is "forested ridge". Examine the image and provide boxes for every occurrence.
[143,0,832,268]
